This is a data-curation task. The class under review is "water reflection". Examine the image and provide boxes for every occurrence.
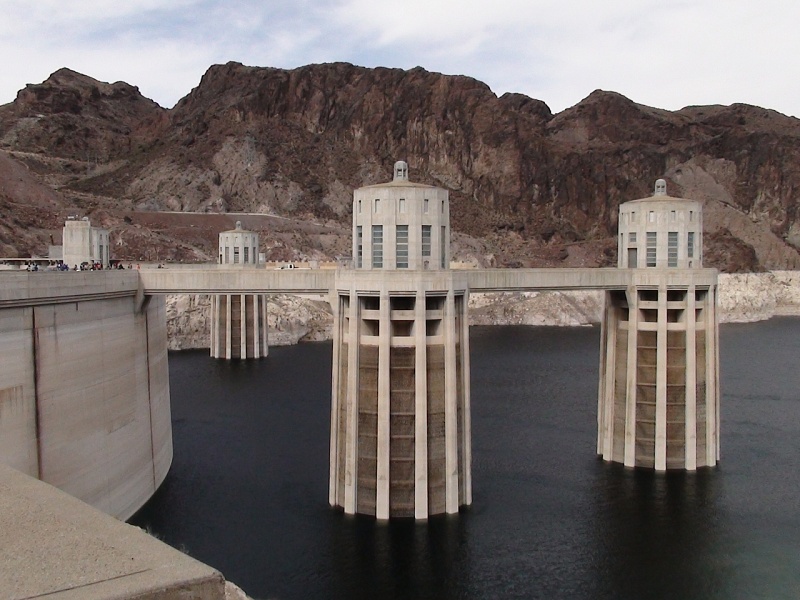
[327,514,469,600]
[592,464,727,600]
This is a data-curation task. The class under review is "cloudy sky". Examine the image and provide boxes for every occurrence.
[2,0,799,116]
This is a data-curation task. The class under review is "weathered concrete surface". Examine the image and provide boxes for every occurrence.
[0,463,226,600]
[0,270,140,307]
[0,272,172,521]
[137,265,718,296]
[139,266,335,294]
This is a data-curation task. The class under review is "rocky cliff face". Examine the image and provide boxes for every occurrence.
[1,63,800,271]
[165,293,334,351]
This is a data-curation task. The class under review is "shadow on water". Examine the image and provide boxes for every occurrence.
[591,465,728,600]
[324,514,469,600]
[131,322,800,600]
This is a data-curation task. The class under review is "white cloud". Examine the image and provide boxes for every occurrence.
[326,0,800,116]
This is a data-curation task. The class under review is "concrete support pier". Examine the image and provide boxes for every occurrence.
[210,222,268,359]
[597,180,720,470]
[210,293,269,359]
[329,162,471,518]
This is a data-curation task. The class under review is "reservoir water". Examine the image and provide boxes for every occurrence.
[131,319,800,600]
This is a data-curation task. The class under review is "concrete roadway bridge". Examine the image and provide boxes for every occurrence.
[134,265,717,295]
[0,266,718,305]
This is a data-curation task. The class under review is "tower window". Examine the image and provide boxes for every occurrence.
[244,247,249,263]
[688,232,695,259]
[399,198,406,213]
[374,198,380,213]
[422,225,431,257]
[424,199,429,213]
[372,225,383,268]
[441,226,446,268]
[356,226,363,268]
[396,225,408,268]
[629,232,636,243]
[233,247,240,264]
[668,232,678,267]
[646,232,657,267]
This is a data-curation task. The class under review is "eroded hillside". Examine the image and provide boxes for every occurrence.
[1,63,800,271]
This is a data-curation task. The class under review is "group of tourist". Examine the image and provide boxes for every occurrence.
[24,261,140,272]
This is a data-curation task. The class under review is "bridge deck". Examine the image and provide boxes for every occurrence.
[135,266,717,295]
[0,267,719,306]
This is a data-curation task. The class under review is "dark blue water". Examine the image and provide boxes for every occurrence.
[131,320,800,600]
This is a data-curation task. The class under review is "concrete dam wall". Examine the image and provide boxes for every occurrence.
[0,272,172,520]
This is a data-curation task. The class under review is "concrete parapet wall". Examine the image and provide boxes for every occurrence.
[0,270,140,306]
[139,267,336,294]
[0,273,172,521]
[0,463,225,600]
[466,268,718,292]
[135,266,719,296]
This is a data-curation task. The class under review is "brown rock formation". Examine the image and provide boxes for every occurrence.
[1,62,800,271]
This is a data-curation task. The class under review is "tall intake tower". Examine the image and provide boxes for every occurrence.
[210,221,269,359]
[598,180,719,470]
[329,161,471,519]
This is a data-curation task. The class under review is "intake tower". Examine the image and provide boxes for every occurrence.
[598,180,719,470]
[329,161,472,519]
[210,221,269,359]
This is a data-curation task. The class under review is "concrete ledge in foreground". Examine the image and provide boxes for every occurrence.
[0,463,226,600]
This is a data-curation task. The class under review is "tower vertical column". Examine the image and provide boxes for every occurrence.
[444,290,459,513]
[329,291,342,507]
[376,290,391,519]
[210,295,218,358]
[623,287,638,467]
[600,291,618,459]
[707,284,719,466]
[262,296,269,358]
[225,294,232,359]
[655,284,668,471]
[252,295,260,359]
[685,285,697,470]
[459,290,472,506]
[413,288,429,519]
[343,290,359,514]
[240,294,247,358]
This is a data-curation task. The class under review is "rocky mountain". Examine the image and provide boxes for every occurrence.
[2,62,800,271]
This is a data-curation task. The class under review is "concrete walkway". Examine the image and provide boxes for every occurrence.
[0,463,226,600]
